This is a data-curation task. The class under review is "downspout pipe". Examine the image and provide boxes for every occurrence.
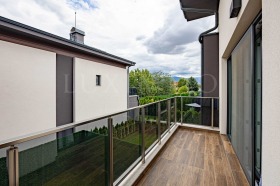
[181,7,219,43]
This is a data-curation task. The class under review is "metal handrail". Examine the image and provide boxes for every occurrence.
[0,96,218,149]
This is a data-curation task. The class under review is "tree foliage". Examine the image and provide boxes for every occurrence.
[178,78,187,88]
[129,69,175,97]
[129,69,157,97]
[187,77,199,91]
[152,71,175,96]
[178,85,188,94]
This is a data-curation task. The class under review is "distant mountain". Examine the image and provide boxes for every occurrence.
[172,76,201,84]
[172,76,181,82]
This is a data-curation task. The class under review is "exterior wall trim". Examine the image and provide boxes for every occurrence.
[0,34,126,69]
[0,16,135,68]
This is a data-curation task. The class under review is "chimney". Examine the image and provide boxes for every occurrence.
[70,27,85,44]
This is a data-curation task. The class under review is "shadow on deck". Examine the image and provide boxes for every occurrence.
[134,127,249,186]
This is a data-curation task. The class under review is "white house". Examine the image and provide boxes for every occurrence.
[0,16,135,142]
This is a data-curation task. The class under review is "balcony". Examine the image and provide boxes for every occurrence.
[0,96,247,186]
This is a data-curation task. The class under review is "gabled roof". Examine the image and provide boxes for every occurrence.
[0,16,135,66]
[180,0,219,21]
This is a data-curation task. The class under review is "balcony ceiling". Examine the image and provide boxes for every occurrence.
[180,0,219,21]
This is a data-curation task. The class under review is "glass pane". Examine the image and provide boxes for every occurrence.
[112,111,141,182]
[213,99,219,127]
[231,26,253,184]
[200,98,211,126]
[176,97,182,123]
[18,120,108,186]
[0,147,8,186]
[170,98,175,126]
[254,26,262,176]
[182,97,201,125]
[160,101,168,135]
[144,104,158,151]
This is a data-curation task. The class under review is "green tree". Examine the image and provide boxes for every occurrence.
[129,69,157,97]
[178,85,189,94]
[152,71,175,96]
[130,69,175,97]
[187,77,199,91]
[177,78,187,88]
[189,91,196,96]
[93,127,99,134]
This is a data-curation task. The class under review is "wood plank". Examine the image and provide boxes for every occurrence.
[204,170,215,186]
[227,154,243,172]
[232,171,250,186]
[188,167,204,186]
[135,128,250,186]
[198,134,206,153]
[194,153,204,169]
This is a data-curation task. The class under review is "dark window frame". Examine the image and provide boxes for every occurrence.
[96,75,101,86]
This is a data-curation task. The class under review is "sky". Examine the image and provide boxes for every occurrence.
[0,0,214,78]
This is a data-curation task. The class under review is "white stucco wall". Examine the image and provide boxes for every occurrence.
[0,40,56,142]
[262,1,280,185]
[218,0,261,134]
[219,0,280,185]
[74,58,128,122]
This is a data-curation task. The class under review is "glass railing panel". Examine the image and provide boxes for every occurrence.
[112,110,141,183]
[200,98,212,126]
[177,97,182,123]
[17,120,108,186]
[0,96,220,186]
[160,100,168,135]
[170,98,175,126]
[213,98,219,127]
[182,97,201,125]
[0,147,8,186]
[181,97,217,127]
[144,103,158,152]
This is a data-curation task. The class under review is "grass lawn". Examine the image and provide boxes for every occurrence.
[120,129,157,149]
[120,122,168,150]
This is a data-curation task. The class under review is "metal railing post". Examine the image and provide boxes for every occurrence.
[7,146,19,186]
[108,118,113,186]
[157,102,161,144]
[181,96,183,125]
[167,99,171,132]
[211,98,214,128]
[174,97,177,124]
[141,107,145,164]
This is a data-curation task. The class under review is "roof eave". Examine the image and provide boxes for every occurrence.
[179,0,219,21]
[0,16,136,67]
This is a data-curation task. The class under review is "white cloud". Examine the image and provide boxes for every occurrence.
[0,0,214,78]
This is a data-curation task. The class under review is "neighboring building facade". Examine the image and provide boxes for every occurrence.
[0,16,135,142]
[180,0,280,185]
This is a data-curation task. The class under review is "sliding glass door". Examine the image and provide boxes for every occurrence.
[230,26,253,185]
[227,16,262,185]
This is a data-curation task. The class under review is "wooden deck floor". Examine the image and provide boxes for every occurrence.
[135,128,249,186]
